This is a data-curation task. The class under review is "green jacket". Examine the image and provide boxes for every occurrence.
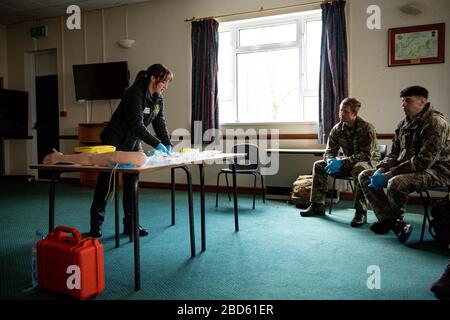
[324,116,380,171]
[377,103,450,180]
[100,75,171,151]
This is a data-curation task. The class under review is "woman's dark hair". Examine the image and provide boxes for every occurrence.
[132,70,148,85]
[146,64,173,83]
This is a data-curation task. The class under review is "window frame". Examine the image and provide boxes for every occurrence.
[218,10,321,125]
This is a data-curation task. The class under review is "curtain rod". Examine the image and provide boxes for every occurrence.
[184,0,337,22]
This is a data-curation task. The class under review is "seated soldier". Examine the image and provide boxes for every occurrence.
[300,97,380,227]
[359,86,450,244]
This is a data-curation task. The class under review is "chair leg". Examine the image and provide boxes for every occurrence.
[252,173,257,210]
[328,178,337,215]
[260,173,265,203]
[348,181,354,193]
[225,172,231,202]
[419,191,431,243]
[215,172,222,208]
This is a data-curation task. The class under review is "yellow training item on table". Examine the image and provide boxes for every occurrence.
[74,145,116,153]
[180,147,199,153]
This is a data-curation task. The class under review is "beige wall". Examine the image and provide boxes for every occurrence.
[349,0,450,133]
[3,0,449,187]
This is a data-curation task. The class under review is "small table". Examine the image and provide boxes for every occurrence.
[30,152,245,291]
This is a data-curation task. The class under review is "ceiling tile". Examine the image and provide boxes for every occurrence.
[0,0,43,11]
[0,0,151,25]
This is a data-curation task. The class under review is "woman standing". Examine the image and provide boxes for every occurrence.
[90,64,173,238]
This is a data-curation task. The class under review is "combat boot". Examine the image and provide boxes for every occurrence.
[300,203,325,217]
[392,218,413,244]
[350,210,367,227]
[370,218,395,234]
[431,260,450,298]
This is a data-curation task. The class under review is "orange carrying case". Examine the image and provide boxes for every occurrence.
[37,226,105,299]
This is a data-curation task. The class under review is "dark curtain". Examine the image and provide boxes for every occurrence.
[318,0,348,144]
[191,19,219,145]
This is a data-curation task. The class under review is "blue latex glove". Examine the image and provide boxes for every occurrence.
[165,145,173,154]
[144,150,154,157]
[325,159,343,175]
[368,172,388,190]
[373,168,384,176]
[155,143,169,155]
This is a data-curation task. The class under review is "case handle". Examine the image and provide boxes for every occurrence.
[52,226,82,244]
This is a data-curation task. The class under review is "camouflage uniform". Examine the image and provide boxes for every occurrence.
[310,116,380,211]
[359,104,450,221]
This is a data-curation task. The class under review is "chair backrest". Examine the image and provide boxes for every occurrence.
[230,143,259,171]
[378,144,387,160]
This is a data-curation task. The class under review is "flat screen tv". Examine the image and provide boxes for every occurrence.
[72,61,130,101]
[0,89,28,138]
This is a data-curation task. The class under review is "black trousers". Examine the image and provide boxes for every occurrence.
[90,139,141,229]
[90,171,139,229]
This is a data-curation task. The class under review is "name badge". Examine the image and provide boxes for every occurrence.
[143,107,151,114]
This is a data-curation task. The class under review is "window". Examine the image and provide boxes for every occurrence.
[218,11,322,124]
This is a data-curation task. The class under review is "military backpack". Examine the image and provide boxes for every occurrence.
[288,175,312,209]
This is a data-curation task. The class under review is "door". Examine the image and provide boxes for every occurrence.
[35,74,59,179]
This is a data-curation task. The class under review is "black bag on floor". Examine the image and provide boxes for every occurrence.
[430,195,450,249]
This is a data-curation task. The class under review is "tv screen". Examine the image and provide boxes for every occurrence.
[0,89,29,138]
[72,61,129,101]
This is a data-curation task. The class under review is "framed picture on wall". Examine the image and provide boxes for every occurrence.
[388,23,445,66]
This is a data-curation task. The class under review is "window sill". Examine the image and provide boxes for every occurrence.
[219,121,318,126]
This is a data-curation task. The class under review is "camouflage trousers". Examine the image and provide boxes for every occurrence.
[310,160,377,211]
[358,168,450,222]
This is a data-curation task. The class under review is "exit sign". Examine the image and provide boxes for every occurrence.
[31,25,48,39]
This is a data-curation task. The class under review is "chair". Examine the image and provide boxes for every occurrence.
[418,186,450,243]
[215,143,265,209]
[328,144,387,215]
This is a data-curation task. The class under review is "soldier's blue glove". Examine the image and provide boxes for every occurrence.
[155,143,169,155]
[325,159,343,175]
[165,145,173,154]
[368,172,387,190]
[373,168,384,176]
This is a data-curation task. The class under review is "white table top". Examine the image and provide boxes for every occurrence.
[30,153,246,174]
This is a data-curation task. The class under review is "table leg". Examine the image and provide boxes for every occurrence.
[129,175,134,243]
[114,171,120,248]
[48,173,58,233]
[232,163,239,231]
[171,168,175,226]
[130,173,140,290]
[180,166,196,257]
[198,164,206,251]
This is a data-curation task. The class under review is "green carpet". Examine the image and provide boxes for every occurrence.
[0,180,448,300]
